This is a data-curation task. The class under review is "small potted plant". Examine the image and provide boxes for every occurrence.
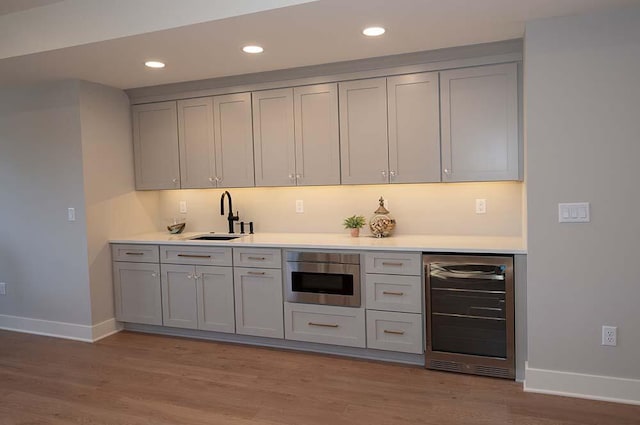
[343,215,366,237]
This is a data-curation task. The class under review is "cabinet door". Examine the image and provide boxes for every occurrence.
[178,98,216,189]
[339,78,389,185]
[161,264,198,329]
[234,267,284,338]
[293,84,340,186]
[132,102,180,190]
[113,262,162,325]
[387,73,441,183]
[440,63,519,182]
[196,265,235,333]
[252,88,296,187]
[214,93,255,188]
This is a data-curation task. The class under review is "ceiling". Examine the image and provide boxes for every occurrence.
[0,0,62,16]
[0,0,637,89]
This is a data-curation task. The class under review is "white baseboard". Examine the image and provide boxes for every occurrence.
[524,361,640,406]
[0,314,122,343]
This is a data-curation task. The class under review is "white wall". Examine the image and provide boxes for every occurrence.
[78,81,159,326]
[0,81,92,326]
[158,182,523,237]
[525,6,640,403]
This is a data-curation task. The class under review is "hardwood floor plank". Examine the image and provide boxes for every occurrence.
[1,330,639,425]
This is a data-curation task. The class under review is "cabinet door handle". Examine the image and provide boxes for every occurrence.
[308,322,339,328]
[443,168,451,176]
[125,252,144,256]
[187,274,193,279]
[247,271,266,275]
[193,274,200,280]
[151,273,157,278]
[381,262,404,266]
[381,170,387,180]
[172,178,178,183]
[382,290,405,296]
[383,329,405,335]
[177,254,211,259]
[389,170,397,180]
[247,256,266,261]
[208,177,215,183]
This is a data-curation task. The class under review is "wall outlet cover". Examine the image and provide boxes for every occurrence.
[295,200,304,213]
[179,200,187,214]
[475,198,487,214]
[602,325,617,346]
[67,207,76,222]
[0,282,6,295]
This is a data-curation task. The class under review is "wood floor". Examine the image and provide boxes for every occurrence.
[1,330,638,425]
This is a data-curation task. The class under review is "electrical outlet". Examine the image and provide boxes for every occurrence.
[295,200,304,213]
[0,282,6,295]
[602,326,617,346]
[475,199,487,214]
[179,201,187,214]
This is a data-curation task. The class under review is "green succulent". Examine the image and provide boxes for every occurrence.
[343,215,366,229]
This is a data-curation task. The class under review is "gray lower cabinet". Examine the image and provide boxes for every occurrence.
[339,78,389,185]
[160,263,235,332]
[161,264,198,329]
[440,62,520,181]
[196,265,235,333]
[113,262,162,325]
[132,101,180,190]
[234,267,284,338]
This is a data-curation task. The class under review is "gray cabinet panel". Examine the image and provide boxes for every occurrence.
[196,265,235,333]
[387,73,441,183]
[178,98,216,189]
[440,63,519,181]
[252,88,296,187]
[113,262,162,325]
[161,264,198,329]
[293,84,340,186]
[339,78,389,185]
[132,101,180,190]
[234,267,284,338]
[214,93,255,188]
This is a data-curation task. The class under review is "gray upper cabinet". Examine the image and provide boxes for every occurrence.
[293,84,340,186]
[387,73,441,183]
[440,63,520,182]
[213,93,255,188]
[339,78,389,185]
[252,88,296,187]
[177,98,215,189]
[132,101,180,190]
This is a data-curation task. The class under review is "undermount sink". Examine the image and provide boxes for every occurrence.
[190,235,240,241]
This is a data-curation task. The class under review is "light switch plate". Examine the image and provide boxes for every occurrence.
[67,207,76,222]
[475,199,487,214]
[179,201,187,214]
[0,282,6,295]
[295,200,304,213]
[558,202,590,223]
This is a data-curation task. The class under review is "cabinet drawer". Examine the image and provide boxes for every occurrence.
[233,248,281,269]
[284,303,365,348]
[111,244,159,263]
[160,245,232,266]
[365,274,422,314]
[364,252,421,275]
[366,310,423,354]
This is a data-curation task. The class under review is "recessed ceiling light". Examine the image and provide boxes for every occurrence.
[242,45,264,54]
[362,26,386,37]
[144,61,165,69]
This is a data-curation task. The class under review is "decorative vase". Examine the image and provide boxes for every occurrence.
[369,197,396,238]
[350,228,360,237]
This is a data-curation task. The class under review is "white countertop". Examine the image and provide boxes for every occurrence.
[110,231,526,254]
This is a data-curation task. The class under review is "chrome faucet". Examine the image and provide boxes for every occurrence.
[220,191,239,233]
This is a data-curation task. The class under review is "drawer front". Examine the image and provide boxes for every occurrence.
[284,303,365,348]
[365,274,422,313]
[111,244,159,263]
[366,310,423,354]
[364,252,421,275]
[233,248,282,269]
[160,245,232,266]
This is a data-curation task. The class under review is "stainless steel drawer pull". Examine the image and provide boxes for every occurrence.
[125,252,144,256]
[383,329,405,335]
[382,290,405,296]
[308,322,339,328]
[432,312,506,322]
[432,288,505,295]
[177,254,212,259]
[247,271,266,275]
[381,262,404,266]
[247,256,266,260]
